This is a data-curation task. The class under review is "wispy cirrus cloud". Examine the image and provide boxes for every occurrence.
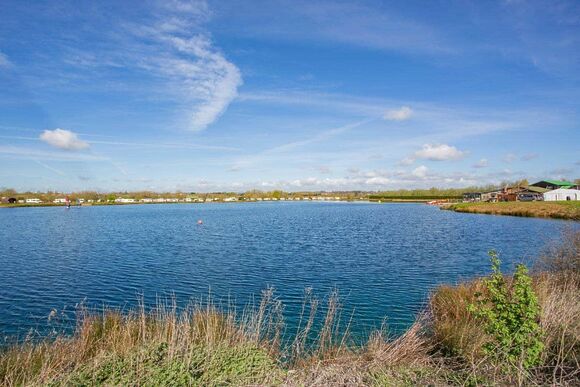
[33,160,66,176]
[503,152,540,163]
[214,0,450,55]
[116,1,242,131]
[0,51,11,68]
[39,129,90,151]
[123,1,242,131]
[0,134,238,152]
[50,0,242,132]
[166,35,242,131]
[228,119,371,170]
[0,146,104,161]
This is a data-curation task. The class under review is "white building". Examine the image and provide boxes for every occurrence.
[115,198,136,203]
[543,188,580,201]
[53,198,67,204]
[26,198,42,204]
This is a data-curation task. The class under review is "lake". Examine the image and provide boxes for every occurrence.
[0,202,575,342]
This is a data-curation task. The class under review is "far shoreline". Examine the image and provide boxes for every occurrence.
[0,199,430,209]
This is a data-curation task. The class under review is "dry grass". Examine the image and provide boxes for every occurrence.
[0,289,442,386]
[430,280,489,363]
[430,272,580,385]
[446,201,580,220]
[535,227,580,273]
[430,231,580,385]
[0,291,286,386]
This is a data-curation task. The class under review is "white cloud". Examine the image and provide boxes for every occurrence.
[521,153,538,161]
[384,106,413,121]
[412,165,428,178]
[161,0,211,16]
[39,129,90,151]
[365,176,391,185]
[0,52,11,68]
[503,153,518,163]
[397,156,415,166]
[502,152,538,163]
[155,166,523,192]
[472,158,488,168]
[413,144,466,161]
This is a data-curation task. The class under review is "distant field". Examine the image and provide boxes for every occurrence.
[445,201,580,220]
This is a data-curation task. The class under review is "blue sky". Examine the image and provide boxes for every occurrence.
[0,0,579,192]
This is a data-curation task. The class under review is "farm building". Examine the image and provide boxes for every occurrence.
[543,188,580,201]
[530,180,575,190]
[481,190,502,202]
[462,192,482,202]
[497,186,547,201]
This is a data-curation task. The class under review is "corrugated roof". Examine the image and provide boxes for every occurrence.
[526,186,549,193]
[542,180,574,186]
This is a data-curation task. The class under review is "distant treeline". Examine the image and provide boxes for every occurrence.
[1,182,555,202]
[368,185,501,200]
[369,195,462,200]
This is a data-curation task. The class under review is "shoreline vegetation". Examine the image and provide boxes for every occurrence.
[442,201,580,221]
[0,187,470,209]
[0,198,443,209]
[1,232,578,386]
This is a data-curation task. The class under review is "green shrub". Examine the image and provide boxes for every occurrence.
[469,251,543,370]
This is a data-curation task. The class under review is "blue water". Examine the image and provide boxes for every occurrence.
[0,202,575,341]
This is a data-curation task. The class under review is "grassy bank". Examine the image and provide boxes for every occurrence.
[443,201,580,220]
[1,233,579,386]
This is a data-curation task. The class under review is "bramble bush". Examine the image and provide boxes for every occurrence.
[469,251,543,370]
